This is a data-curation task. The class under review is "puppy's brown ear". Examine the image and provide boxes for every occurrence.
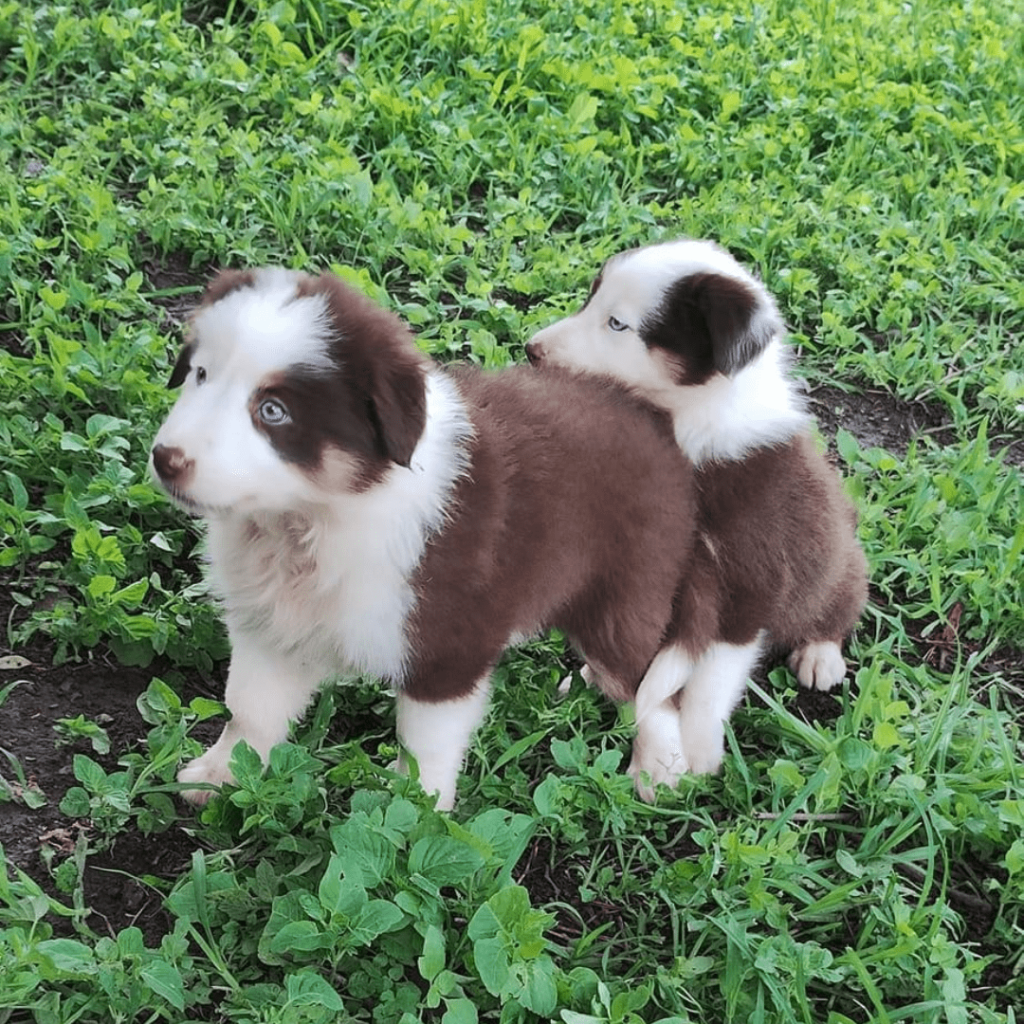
[202,269,256,307]
[679,271,783,376]
[167,343,193,388]
[367,349,427,467]
[647,270,784,384]
[302,271,429,468]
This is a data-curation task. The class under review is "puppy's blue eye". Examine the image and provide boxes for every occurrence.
[258,399,290,425]
[195,366,207,384]
[608,316,629,332]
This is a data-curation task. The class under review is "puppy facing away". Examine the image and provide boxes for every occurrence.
[527,239,868,796]
[150,268,698,810]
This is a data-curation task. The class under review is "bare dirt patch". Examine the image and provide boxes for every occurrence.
[0,588,209,942]
[809,382,1024,467]
[809,383,957,454]
[140,249,214,329]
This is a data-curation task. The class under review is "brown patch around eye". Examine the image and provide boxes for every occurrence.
[640,271,760,386]
[247,366,388,486]
[167,343,193,388]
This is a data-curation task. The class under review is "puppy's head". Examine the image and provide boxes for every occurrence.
[526,239,784,393]
[150,269,428,516]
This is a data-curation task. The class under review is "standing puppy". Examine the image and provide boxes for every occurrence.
[527,240,867,794]
[151,268,696,809]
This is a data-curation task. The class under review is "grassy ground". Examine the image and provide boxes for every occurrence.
[1,0,1022,1021]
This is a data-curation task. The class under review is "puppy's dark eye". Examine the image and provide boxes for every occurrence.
[258,398,290,426]
[608,316,629,332]
[195,366,207,384]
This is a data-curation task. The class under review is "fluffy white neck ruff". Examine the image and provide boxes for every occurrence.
[665,338,808,466]
[207,369,474,682]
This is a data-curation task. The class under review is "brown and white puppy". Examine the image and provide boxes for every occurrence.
[151,268,696,809]
[527,240,868,794]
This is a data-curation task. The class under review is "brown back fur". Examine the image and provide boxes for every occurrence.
[405,365,697,704]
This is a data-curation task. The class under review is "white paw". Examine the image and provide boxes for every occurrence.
[392,753,457,811]
[177,750,235,805]
[627,702,690,803]
[627,744,688,803]
[558,662,598,695]
[788,641,847,691]
[677,719,725,775]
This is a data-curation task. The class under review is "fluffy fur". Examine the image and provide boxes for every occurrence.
[151,268,697,809]
[528,239,868,797]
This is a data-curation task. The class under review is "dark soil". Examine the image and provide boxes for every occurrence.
[140,248,216,330]
[0,598,208,943]
[0,327,28,357]
[808,383,957,454]
[809,382,1024,467]
[1,600,847,946]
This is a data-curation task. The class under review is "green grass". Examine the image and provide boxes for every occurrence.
[1,0,1022,1021]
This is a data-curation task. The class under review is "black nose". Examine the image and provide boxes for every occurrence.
[525,341,543,366]
[151,443,192,484]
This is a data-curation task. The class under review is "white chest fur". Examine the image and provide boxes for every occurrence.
[668,339,808,465]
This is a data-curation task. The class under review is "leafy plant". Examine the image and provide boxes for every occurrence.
[54,714,111,755]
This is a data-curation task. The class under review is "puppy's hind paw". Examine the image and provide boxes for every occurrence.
[788,641,847,691]
[177,752,235,806]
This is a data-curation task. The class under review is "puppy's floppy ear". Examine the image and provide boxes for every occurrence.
[366,348,427,467]
[167,343,193,388]
[202,268,256,307]
[676,271,783,376]
[301,271,429,468]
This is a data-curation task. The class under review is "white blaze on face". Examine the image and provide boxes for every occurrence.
[527,250,668,393]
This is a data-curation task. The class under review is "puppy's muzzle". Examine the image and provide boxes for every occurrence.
[151,443,194,487]
[524,340,544,366]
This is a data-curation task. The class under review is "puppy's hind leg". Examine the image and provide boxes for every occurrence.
[178,633,325,805]
[677,636,764,774]
[395,678,492,811]
[788,640,847,691]
[789,544,866,691]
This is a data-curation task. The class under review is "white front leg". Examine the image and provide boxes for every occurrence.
[178,632,325,804]
[676,636,763,774]
[628,646,694,802]
[395,680,492,811]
